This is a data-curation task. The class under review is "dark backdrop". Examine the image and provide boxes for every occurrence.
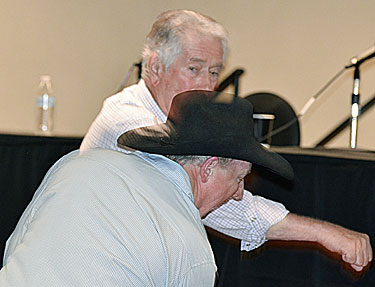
[210,147,375,286]
[0,134,82,267]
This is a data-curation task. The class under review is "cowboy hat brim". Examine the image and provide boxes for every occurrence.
[118,121,294,180]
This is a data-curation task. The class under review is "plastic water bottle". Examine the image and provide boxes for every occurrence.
[36,75,55,134]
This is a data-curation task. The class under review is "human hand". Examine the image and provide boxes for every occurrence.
[319,223,373,272]
[266,213,373,272]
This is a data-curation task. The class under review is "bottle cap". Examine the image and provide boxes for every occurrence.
[39,75,53,90]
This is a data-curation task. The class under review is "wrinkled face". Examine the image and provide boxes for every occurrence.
[199,160,252,217]
[156,34,224,114]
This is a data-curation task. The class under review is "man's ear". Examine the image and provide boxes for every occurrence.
[147,53,163,85]
[200,157,219,183]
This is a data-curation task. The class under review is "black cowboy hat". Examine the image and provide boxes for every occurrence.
[117,90,293,180]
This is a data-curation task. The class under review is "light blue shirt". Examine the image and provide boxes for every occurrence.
[1,149,216,286]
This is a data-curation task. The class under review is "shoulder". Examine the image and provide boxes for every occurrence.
[100,84,156,124]
[104,82,145,108]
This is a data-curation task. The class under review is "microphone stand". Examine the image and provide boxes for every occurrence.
[315,92,375,147]
[271,44,374,148]
[346,46,375,149]
[349,65,360,148]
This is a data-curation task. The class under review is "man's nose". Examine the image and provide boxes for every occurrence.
[196,73,216,90]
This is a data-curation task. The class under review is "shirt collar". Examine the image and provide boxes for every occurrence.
[135,151,195,203]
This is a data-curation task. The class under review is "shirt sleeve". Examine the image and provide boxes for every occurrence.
[202,189,289,251]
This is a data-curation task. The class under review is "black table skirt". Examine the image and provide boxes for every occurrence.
[211,147,375,286]
[0,134,82,267]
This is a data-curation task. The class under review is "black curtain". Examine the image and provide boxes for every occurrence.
[0,134,82,266]
[210,150,375,286]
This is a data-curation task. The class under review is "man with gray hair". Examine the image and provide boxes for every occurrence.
[80,9,372,273]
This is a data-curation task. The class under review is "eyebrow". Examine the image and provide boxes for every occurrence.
[189,57,204,63]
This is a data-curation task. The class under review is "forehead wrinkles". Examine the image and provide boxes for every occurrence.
[181,34,223,60]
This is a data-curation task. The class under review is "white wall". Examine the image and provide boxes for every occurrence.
[1,0,374,150]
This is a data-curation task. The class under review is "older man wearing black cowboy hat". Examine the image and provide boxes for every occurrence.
[1,91,371,286]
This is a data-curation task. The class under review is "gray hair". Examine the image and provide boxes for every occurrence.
[166,155,234,167]
[141,9,228,80]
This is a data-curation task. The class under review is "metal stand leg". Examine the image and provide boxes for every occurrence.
[350,66,360,149]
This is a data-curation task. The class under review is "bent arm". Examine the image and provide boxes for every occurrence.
[266,213,373,272]
[202,190,289,251]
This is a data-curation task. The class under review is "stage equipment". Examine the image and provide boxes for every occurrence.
[257,67,346,144]
[315,92,375,146]
[244,93,300,146]
[252,113,275,146]
[265,43,375,147]
[345,43,375,148]
[216,69,244,97]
